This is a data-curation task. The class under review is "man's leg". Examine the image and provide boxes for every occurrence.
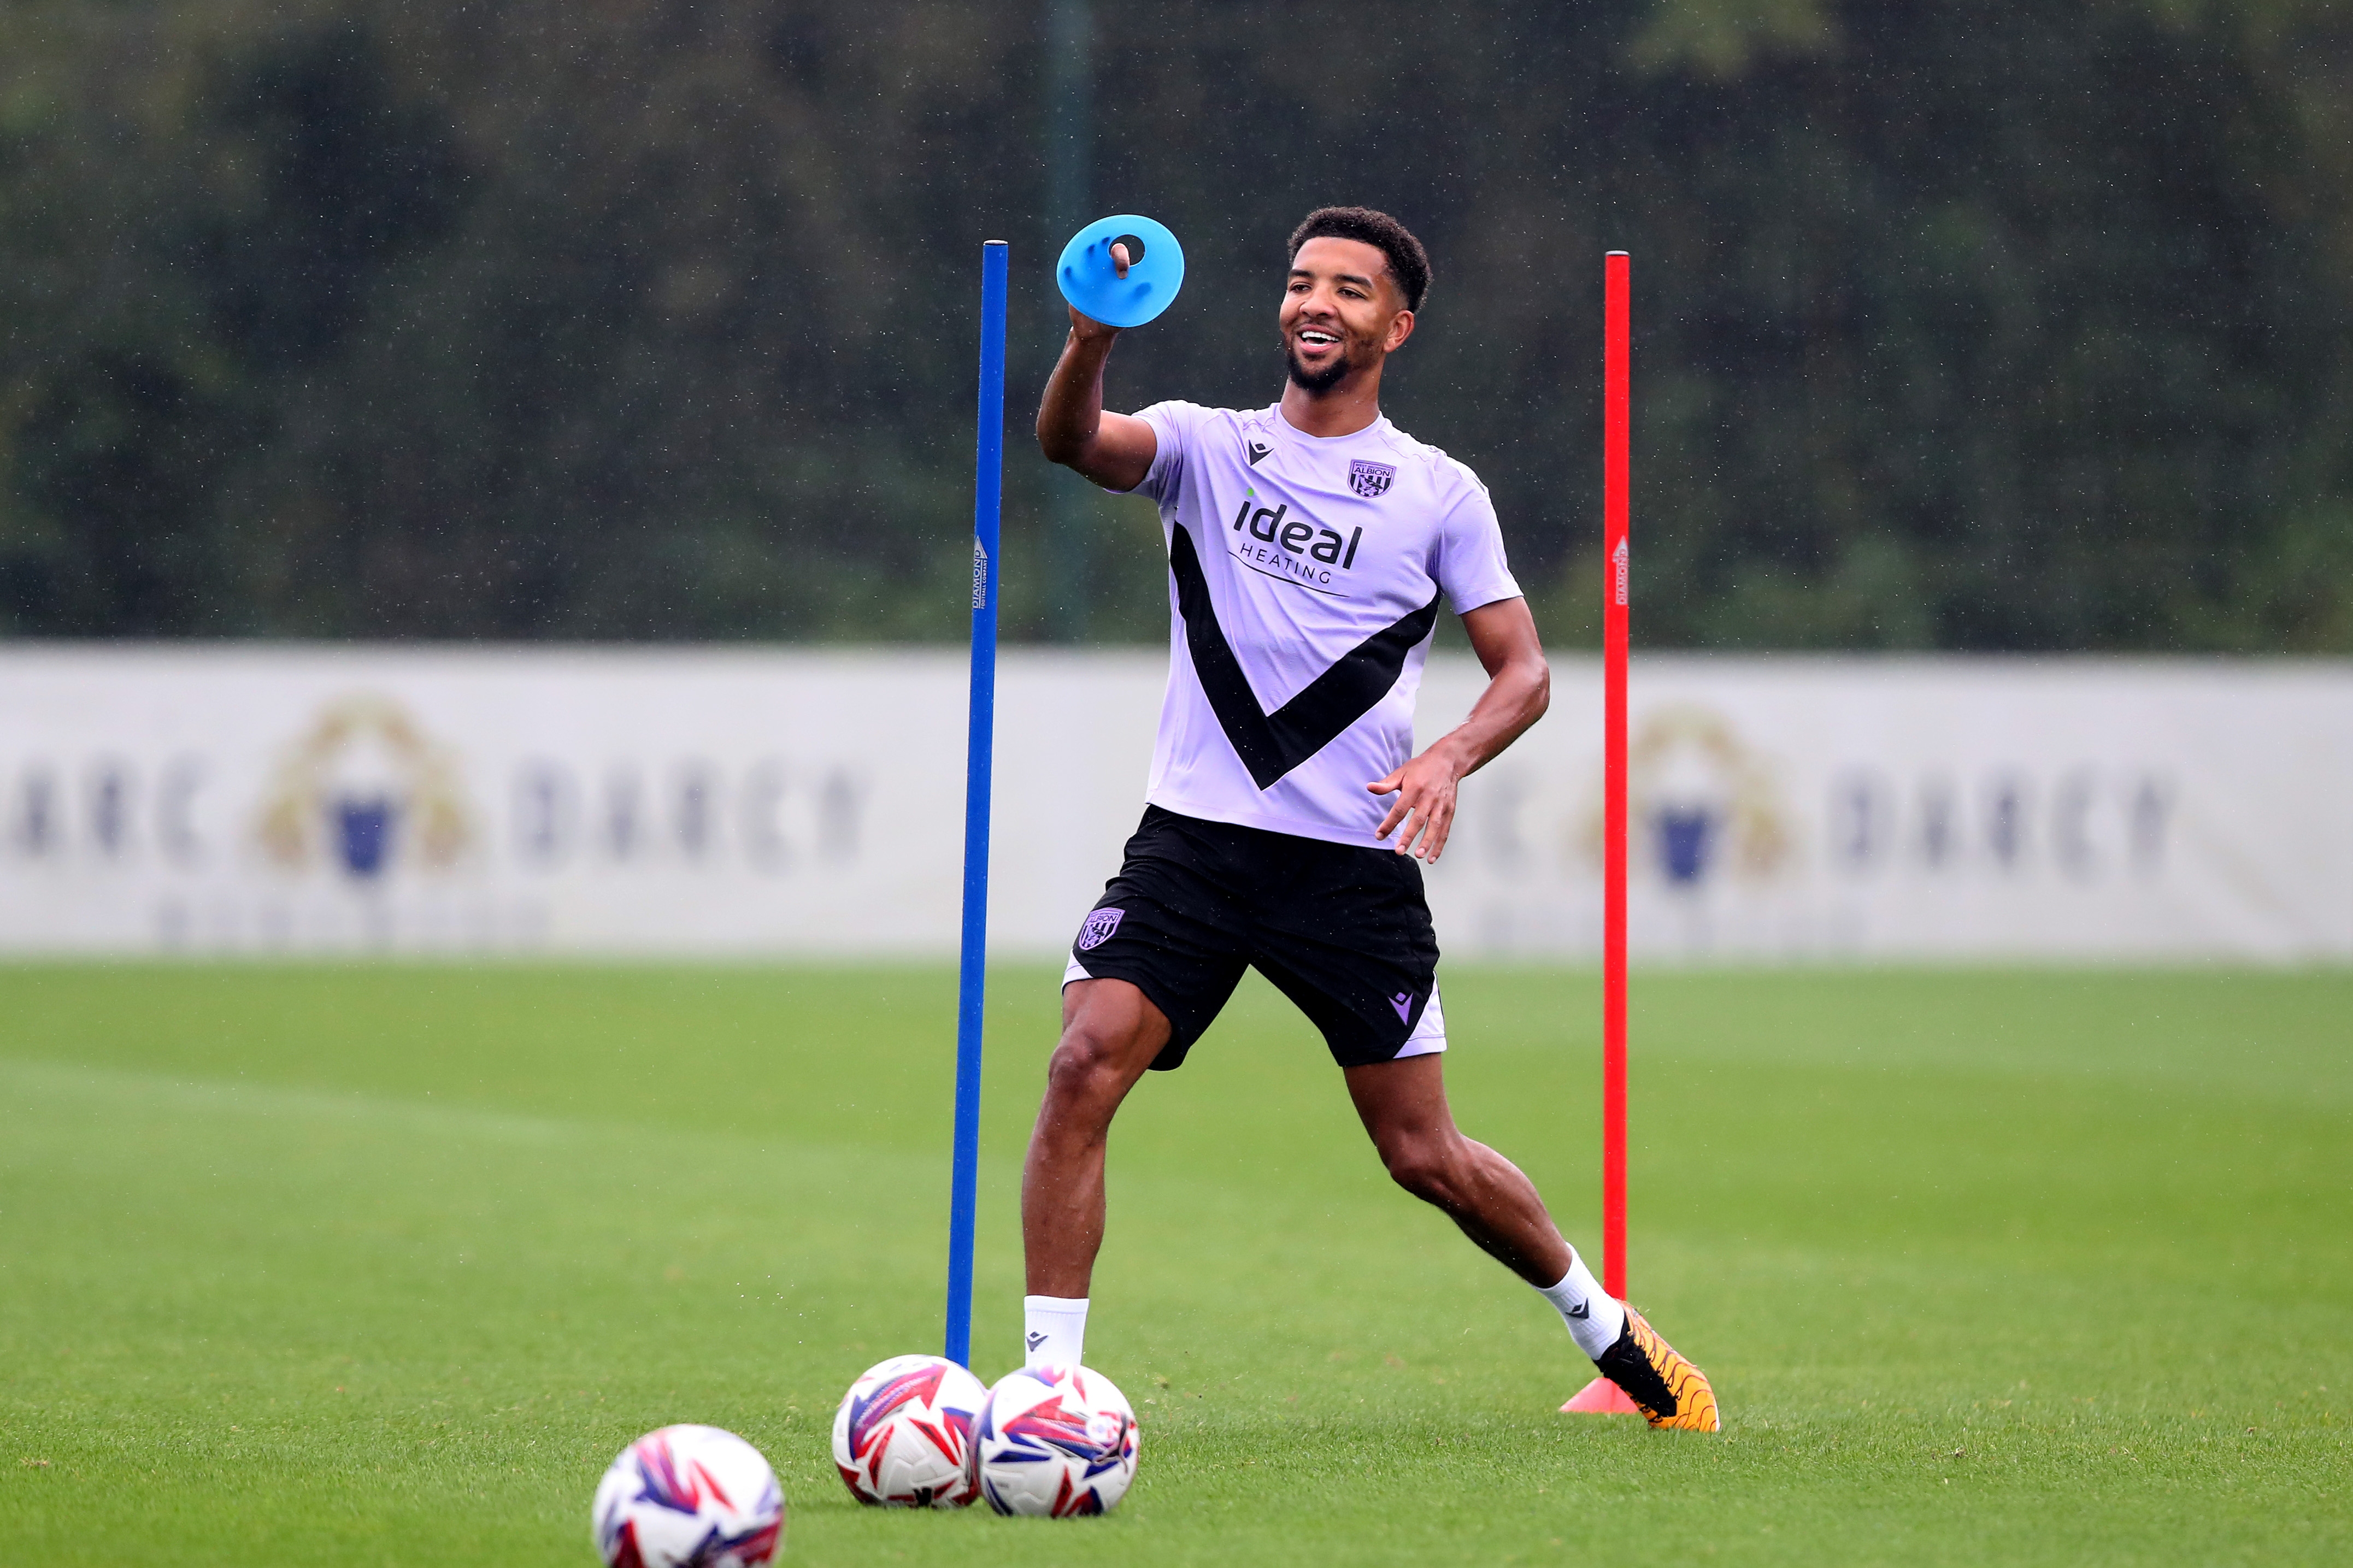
[1346,1053,1720,1430]
[1342,1053,1572,1286]
[1017,978,1171,1365]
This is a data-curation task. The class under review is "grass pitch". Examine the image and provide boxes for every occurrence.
[0,962,2345,1566]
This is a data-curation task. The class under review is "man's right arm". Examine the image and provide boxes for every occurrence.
[1036,307,1158,493]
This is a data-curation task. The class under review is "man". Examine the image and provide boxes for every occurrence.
[1023,205,1718,1431]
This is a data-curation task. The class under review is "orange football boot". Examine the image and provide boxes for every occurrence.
[1592,1305,1721,1431]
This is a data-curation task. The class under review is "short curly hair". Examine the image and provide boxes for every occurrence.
[1287,206,1432,314]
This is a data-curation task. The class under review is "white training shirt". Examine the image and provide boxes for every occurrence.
[1121,400,1523,848]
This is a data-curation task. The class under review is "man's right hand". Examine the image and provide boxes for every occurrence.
[1067,303,1122,346]
[1063,241,1132,344]
[1038,239,1157,491]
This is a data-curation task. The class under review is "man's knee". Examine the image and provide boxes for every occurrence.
[1379,1133,1463,1206]
[1043,1011,1156,1109]
[1045,1030,1120,1099]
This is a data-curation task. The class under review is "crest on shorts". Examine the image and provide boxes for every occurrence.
[1077,907,1125,951]
[1349,459,1395,498]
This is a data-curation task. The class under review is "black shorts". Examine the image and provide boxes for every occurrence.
[1064,805,1446,1071]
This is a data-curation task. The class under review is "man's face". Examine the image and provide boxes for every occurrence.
[1280,236,1411,393]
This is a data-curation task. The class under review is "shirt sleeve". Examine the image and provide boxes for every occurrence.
[1433,465,1523,614]
[1120,400,1208,503]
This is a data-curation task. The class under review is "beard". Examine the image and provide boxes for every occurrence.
[1285,338,1351,393]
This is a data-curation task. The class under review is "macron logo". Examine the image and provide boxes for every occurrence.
[1567,1302,1591,1319]
[1246,440,1271,467]
[1026,1331,1048,1351]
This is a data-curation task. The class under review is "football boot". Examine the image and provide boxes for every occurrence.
[1593,1305,1721,1431]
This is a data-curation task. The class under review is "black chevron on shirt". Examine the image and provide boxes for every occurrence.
[1169,523,1443,790]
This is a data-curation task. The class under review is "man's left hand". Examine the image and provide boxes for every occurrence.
[1368,742,1468,862]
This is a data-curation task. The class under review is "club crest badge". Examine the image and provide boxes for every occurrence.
[1349,459,1396,498]
[255,694,474,881]
[1077,907,1125,951]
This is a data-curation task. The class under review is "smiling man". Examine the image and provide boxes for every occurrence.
[1022,206,1719,1431]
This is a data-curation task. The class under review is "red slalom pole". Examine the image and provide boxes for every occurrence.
[1601,250,1631,1301]
[1563,251,1639,1418]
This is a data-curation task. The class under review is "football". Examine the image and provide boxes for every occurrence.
[591,1424,784,1568]
[831,1353,990,1507]
[967,1363,1140,1517]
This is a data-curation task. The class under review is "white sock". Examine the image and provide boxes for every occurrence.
[1022,1295,1089,1370]
[1537,1251,1627,1361]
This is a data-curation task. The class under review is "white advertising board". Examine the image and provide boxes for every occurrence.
[1419,657,2353,962]
[0,646,2345,961]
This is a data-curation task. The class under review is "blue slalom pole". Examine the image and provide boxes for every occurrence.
[944,239,1007,1370]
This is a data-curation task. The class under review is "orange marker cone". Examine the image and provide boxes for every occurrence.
[1561,1375,1642,1416]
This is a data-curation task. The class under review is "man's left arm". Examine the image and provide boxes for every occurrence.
[1368,597,1549,862]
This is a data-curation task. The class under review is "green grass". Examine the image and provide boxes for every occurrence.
[0,963,2346,1565]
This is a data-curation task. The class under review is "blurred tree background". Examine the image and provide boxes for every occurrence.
[2,0,2349,649]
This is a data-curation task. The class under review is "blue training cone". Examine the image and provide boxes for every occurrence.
[1056,215,1185,328]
